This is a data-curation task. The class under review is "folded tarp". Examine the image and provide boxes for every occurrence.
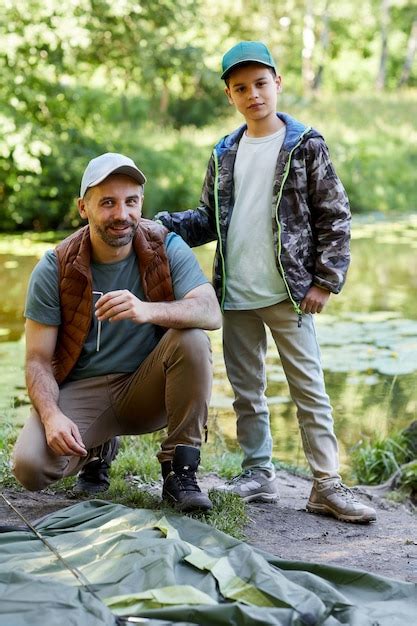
[0,500,415,625]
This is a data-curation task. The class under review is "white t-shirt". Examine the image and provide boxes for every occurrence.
[224,126,288,310]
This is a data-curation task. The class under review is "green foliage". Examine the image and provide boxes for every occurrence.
[1,90,416,230]
[203,491,248,539]
[0,418,19,488]
[103,480,161,510]
[399,461,417,492]
[110,433,162,483]
[351,432,411,485]
[201,443,243,480]
[288,93,417,214]
[1,0,416,230]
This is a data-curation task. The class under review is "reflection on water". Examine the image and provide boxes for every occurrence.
[0,255,37,342]
[1,216,417,475]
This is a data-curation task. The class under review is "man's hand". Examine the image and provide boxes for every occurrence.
[95,284,222,330]
[95,290,149,324]
[300,285,331,314]
[43,412,87,457]
[25,320,87,457]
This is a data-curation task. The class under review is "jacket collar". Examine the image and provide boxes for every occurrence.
[214,112,321,157]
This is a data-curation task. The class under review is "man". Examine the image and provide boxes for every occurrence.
[12,152,221,513]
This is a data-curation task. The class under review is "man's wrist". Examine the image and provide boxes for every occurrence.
[134,300,153,325]
[38,406,61,426]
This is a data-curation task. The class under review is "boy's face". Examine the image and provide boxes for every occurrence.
[224,63,281,123]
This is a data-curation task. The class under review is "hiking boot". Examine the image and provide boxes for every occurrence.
[74,437,120,494]
[307,481,377,523]
[215,468,279,503]
[162,445,212,513]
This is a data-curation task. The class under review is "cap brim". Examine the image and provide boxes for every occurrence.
[221,59,275,80]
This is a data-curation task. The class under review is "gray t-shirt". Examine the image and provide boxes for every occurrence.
[25,232,208,380]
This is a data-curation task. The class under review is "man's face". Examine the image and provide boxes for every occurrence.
[225,63,281,123]
[78,174,144,249]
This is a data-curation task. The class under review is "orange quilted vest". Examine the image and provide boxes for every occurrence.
[52,219,174,384]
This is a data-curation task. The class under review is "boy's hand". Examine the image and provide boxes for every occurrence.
[300,286,330,314]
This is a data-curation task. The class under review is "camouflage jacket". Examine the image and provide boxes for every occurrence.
[156,112,351,312]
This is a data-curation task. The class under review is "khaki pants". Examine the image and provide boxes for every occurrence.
[12,328,212,491]
[223,301,341,481]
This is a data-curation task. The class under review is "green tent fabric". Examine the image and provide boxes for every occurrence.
[0,500,415,626]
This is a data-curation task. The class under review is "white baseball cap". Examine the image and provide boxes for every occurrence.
[80,152,147,197]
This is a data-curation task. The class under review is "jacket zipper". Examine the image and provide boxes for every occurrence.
[274,127,312,321]
[214,127,311,317]
[213,149,227,310]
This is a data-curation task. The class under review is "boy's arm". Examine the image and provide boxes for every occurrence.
[155,153,218,247]
[305,137,351,295]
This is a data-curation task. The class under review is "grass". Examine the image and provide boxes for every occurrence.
[351,429,417,486]
[0,414,19,489]
[0,421,249,539]
[103,432,248,538]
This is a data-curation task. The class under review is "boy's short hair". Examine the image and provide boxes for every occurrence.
[221,41,276,81]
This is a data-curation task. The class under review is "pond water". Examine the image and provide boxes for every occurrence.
[1,216,416,476]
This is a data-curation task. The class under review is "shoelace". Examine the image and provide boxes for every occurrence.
[175,468,200,492]
[333,483,360,502]
[228,469,254,484]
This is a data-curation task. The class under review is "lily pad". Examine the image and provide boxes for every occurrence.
[316,313,417,374]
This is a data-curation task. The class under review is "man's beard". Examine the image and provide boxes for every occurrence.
[94,220,138,247]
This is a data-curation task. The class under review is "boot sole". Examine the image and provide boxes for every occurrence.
[213,487,279,503]
[242,492,279,503]
[162,492,213,513]
[306,502,376,523]
[72,485,110,495]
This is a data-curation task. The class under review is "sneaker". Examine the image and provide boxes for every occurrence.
[74,437,120,494]
[307,481,377,523]
[215,469,279,503]
[162,445,212,513]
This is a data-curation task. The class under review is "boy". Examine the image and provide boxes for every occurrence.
[156,41,376,523]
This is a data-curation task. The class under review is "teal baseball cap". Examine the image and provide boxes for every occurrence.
[221,41,276,80]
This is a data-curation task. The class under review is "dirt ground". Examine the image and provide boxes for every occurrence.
[1,470,416,584]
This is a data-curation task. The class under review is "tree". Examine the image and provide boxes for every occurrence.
[302,0,316,92]
[312,1,331,91]
[0,0,416,230]
[398,18,417,86]
[376,0,391,90]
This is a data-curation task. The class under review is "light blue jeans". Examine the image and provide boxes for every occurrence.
[223,300,341,482]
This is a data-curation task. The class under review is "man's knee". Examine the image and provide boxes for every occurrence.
[167,328,211,359]
[12,450,58,491]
